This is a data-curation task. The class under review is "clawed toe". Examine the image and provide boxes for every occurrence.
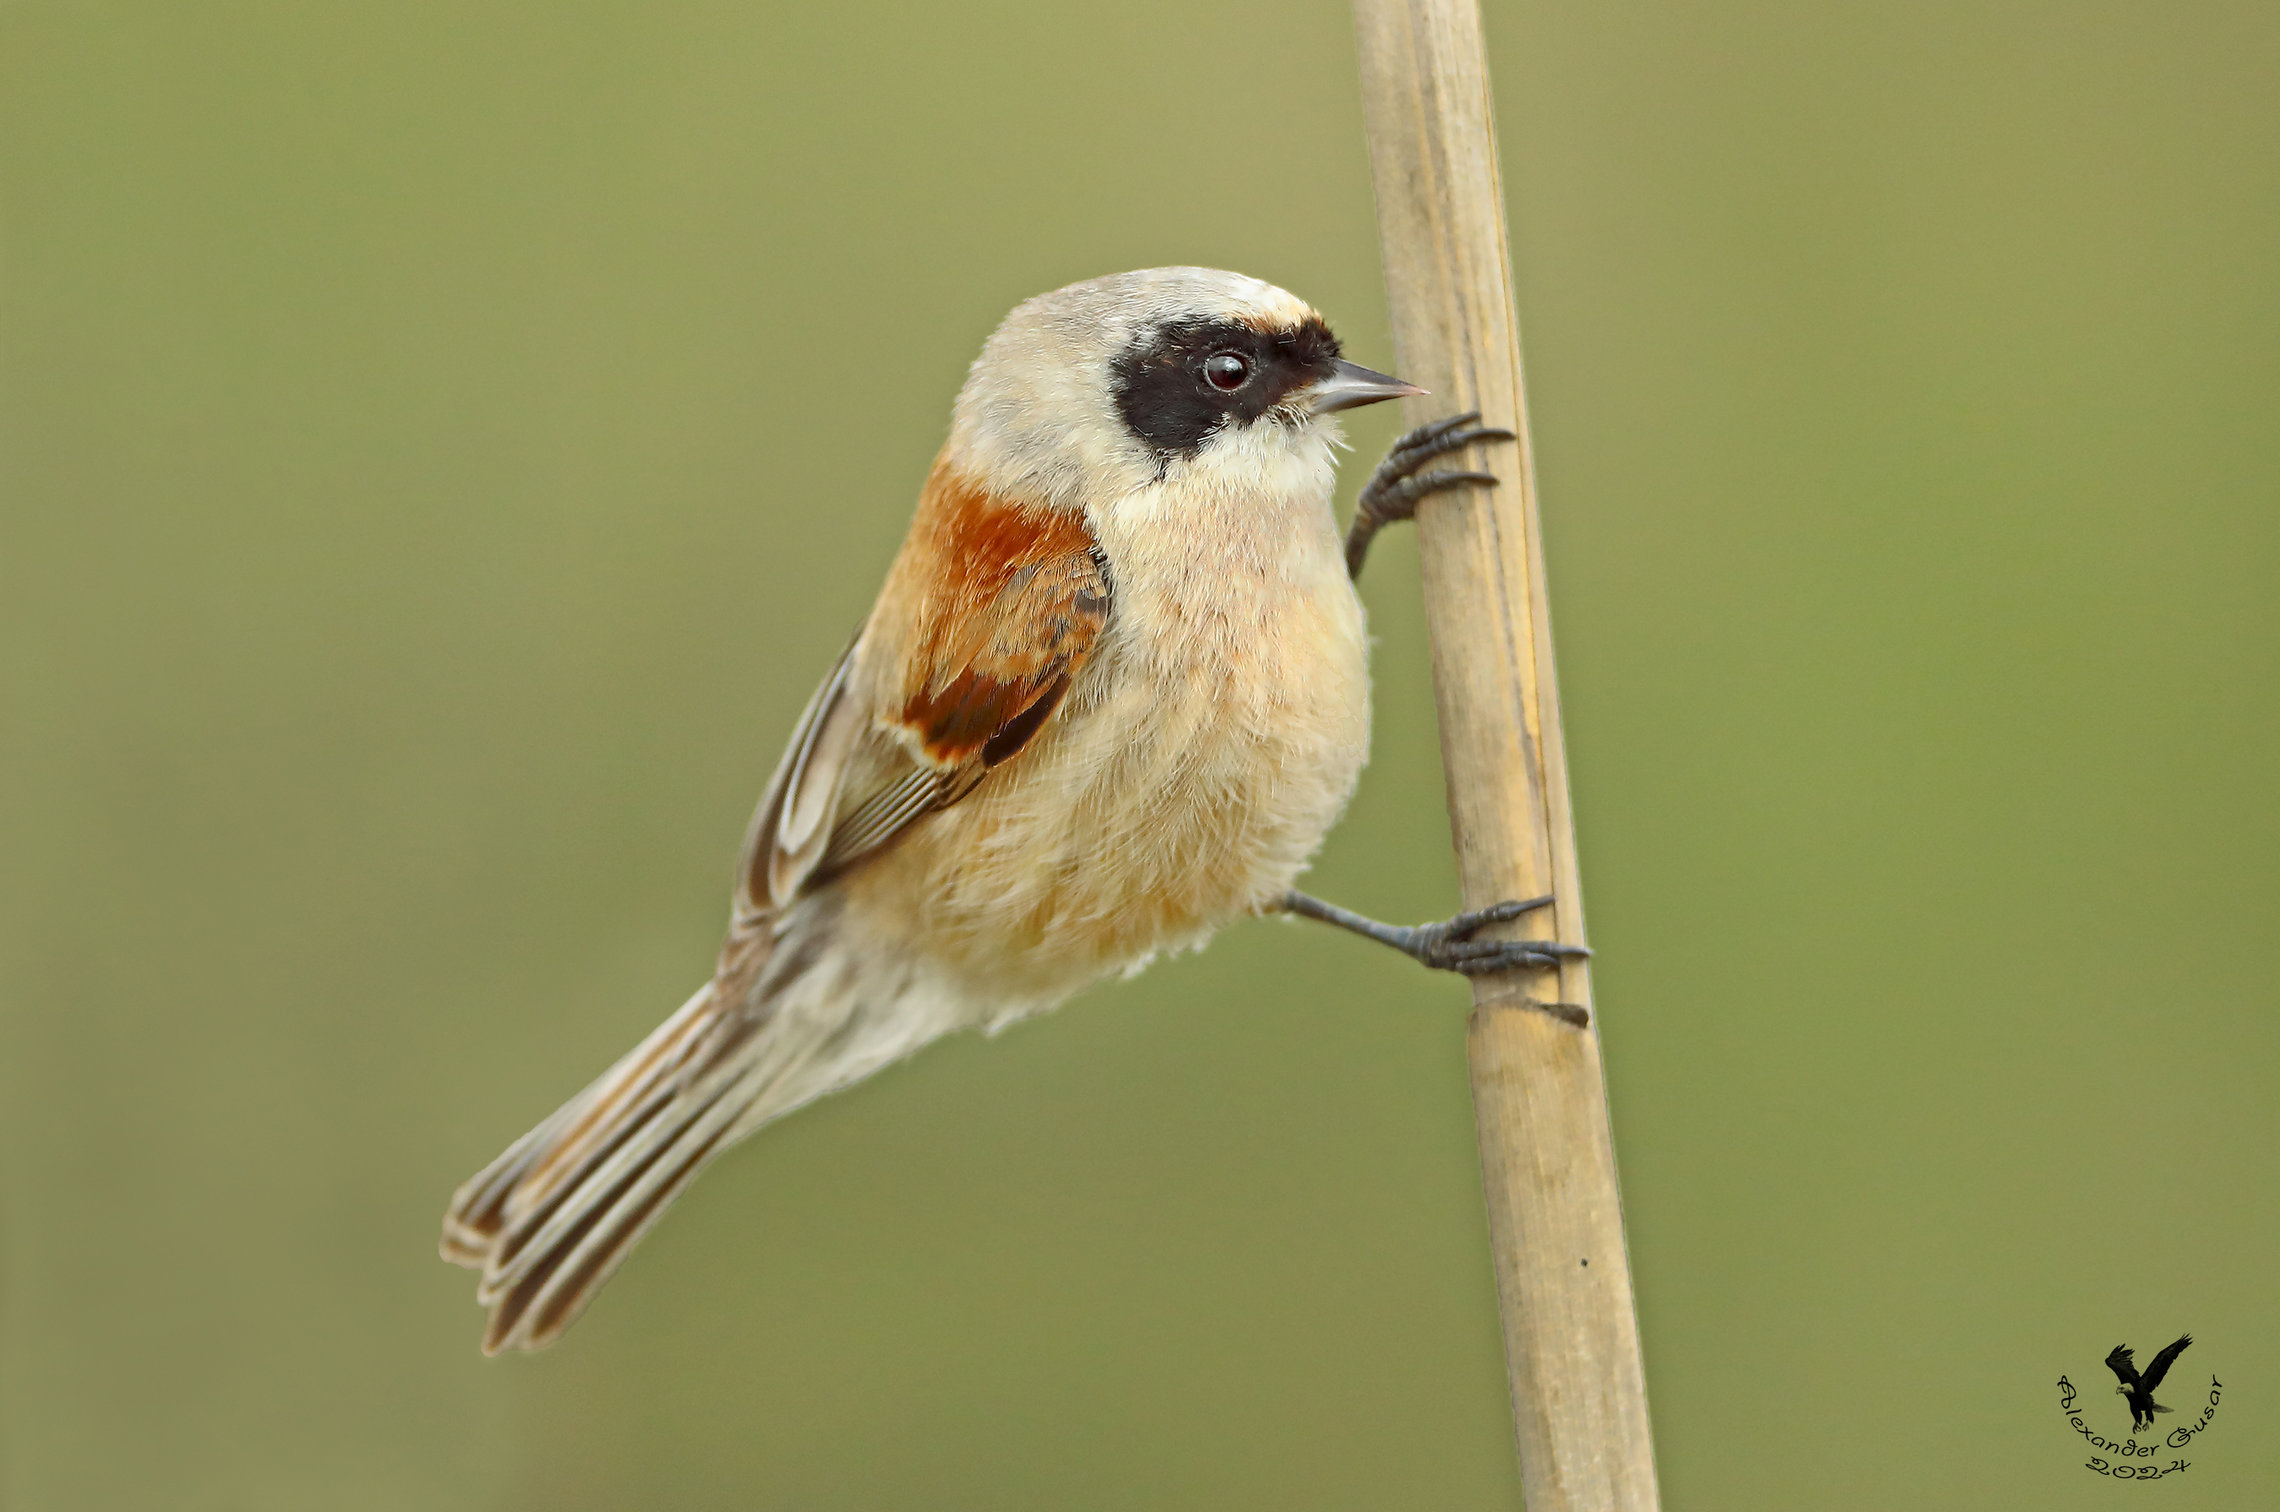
[1365,469,1501,528]
[1346,410,1519,577]
[1404,895,1587,974]
[1435,941,1573,974]
[1278,889,1588,997]
[1380,411,1519,481]
[1415,936,1585,974]
[1433,893,1556,940]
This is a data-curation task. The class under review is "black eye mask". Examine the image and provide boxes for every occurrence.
[1110,315,1342,465]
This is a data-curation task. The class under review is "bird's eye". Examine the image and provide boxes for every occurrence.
[1203,352,1251,391]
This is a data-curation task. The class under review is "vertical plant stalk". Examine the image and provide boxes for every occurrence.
[1350,1,1661,1507]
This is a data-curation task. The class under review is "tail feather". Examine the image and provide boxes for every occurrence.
[438,1116,558,1266]
[507,986,724,1220]
[478,1043,706,1285]
[480,1063,752,1352]
[440,911,948,1354]
[441,957,810,1354]
[439,983,716,1267]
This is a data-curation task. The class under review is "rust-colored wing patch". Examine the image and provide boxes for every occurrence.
[734,458,1111,917]
[885,460,1110,771]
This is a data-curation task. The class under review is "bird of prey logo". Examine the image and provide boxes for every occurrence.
[2106,1335,2193,1433]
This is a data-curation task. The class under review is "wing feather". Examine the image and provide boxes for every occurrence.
[778,653,861,855]
[820,766,953,872]
[732,638,861,913]
[447,457,1111,1353]
[2140,1335,2192,1392]
[734,458,1109,915]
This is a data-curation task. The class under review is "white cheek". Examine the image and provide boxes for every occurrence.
[1094,419,1342,536]
[1201,417,1342,498]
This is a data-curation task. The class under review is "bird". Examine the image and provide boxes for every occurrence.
[2106,1336,2193,1433]
[440,267,1587,1353]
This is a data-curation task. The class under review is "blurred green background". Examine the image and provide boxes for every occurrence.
[4,1,2274,1507]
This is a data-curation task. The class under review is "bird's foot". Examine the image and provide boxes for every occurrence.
[1346,411,1518,578]
[1280,891,1589,995]
[1401,897,1588,975]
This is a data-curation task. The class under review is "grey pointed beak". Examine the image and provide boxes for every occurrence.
[1305,358,1427,415]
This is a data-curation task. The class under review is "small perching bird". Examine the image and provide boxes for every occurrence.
[2105,1335,2193,1433]
[440,268,1584,1353]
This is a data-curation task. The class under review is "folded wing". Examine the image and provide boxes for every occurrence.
[739,460,1110,915]
[443,459,1110,1352]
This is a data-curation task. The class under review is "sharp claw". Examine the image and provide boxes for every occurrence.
[1437,894,1558,940]
[1435,939,1580,965]
[1407,895,1585,973]
[1385,419,1517,474]
[1350,412,1523,579]
[1402,412,1482,448]
[1425,425,1517,452]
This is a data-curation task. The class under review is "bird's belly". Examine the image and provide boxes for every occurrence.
[849,564,1370,1010]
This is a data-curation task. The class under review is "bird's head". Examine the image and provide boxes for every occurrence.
[947,267,1420,517]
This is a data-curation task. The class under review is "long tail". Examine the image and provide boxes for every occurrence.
[442,930,826,1353]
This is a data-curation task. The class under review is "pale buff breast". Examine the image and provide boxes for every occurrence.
[844,454,1370,1006]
